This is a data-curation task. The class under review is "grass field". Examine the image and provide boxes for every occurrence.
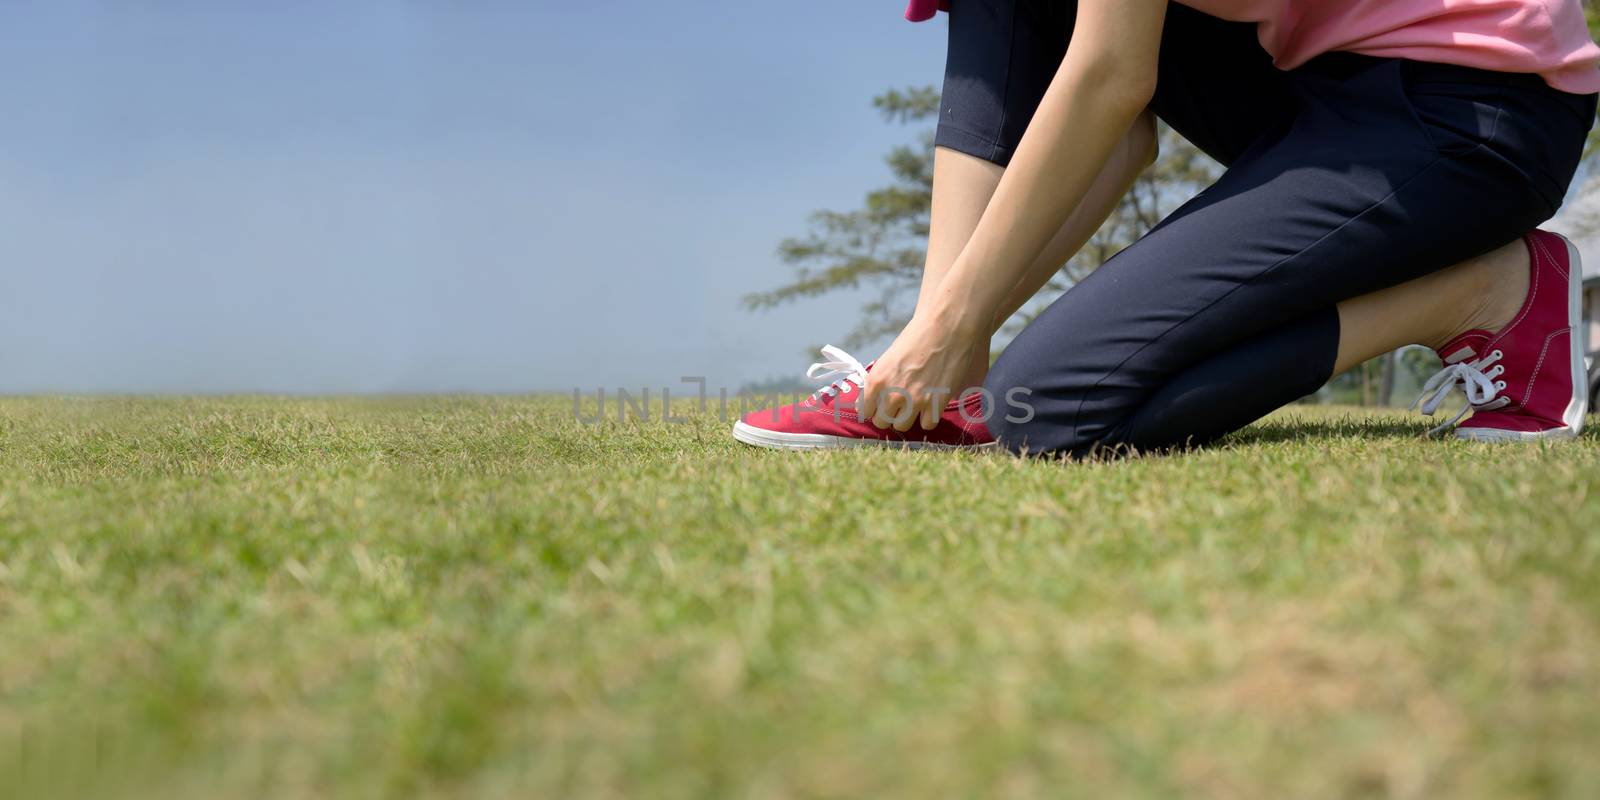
[1,396,1598,799]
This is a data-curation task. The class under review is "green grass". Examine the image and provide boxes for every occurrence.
[1,396,1598,799]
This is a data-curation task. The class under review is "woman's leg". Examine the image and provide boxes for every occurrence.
[1331,240,1528,374]
[1106,240,1535,451]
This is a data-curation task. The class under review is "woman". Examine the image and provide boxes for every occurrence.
[732,0,1599,456]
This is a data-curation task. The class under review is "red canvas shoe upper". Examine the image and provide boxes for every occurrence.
[737,345,993,447]
[1414,231,1583,437]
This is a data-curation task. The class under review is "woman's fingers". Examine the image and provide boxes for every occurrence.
[868,390,891,429]
[867,384,950,431]
[892,390,921,432]
[873,386,913,430]
[858,383,879,422]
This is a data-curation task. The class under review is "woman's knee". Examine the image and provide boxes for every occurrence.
[982,347,1122,457]
[980,354,1041,454]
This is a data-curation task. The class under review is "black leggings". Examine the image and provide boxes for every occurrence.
[936,0,1597,456]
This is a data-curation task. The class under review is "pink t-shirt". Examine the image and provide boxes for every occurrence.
[904,0,1600,94]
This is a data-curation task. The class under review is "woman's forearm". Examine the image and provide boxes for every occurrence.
[988,109,1159,332]
[933,72,1152,335]
[925,1,1165,337]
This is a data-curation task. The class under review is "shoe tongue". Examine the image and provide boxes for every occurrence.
[1438,330,1493,365]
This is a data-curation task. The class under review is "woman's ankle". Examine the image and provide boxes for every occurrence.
[1425,238,1530,351]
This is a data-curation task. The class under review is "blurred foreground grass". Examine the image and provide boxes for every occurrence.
[1,396,1597,798]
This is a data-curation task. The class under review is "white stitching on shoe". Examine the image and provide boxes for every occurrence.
[1519,327,1566,406]
[1531,234,1567,282]
[1488,239,1541,352]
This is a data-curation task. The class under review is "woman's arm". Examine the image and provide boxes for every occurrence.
[988,109,1158,329]
[861,0,1168,431]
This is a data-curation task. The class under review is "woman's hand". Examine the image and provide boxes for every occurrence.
[859,312,983,431]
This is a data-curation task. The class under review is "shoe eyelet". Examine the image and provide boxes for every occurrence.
[1491,350,1503,359]
[842,384,852,394]
[1495,381,1506,390]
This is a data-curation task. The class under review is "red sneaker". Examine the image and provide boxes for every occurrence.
[1413,231,1588,441]
[731,345,995,450]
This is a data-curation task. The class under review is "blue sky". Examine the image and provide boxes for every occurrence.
[0,1,945,392]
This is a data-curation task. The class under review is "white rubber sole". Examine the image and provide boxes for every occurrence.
[1455,233,1587,442]
[731,420,997,451]
[1454,425,1578,442]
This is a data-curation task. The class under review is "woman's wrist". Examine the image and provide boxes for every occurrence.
[920,293,992,343]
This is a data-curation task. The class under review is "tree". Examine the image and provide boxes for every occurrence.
[744,87,1218,349]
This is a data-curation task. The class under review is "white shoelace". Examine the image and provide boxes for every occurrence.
[1410,349,1506,436]
[806,345,869,399]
